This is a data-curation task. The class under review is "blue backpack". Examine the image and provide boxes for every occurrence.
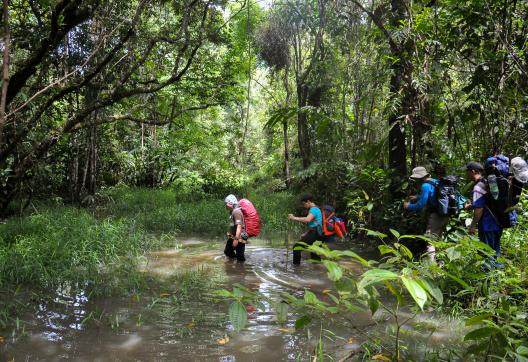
[426,176,466,216]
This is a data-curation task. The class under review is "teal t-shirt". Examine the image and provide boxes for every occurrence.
[307,207,323,234]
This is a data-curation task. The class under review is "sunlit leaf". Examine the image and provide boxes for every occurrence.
[322,260,343,281]
[401,276,428,310]
[378,245,396,256]
[303,290,319,304]
[445,246,461,261]
[358,269,398,289]
[419,279,443,305]
[389,229,400,239]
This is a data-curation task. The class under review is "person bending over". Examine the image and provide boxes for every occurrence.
[224,194,247,262]
[288,194,325,265]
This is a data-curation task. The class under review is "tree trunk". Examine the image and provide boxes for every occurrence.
[283,67,291,188]
[0,0,10,146]
[297,84,311,169]
[388,0,408,191]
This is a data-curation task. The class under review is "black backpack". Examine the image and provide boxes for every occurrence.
[426,176,464,217]
[482,175,514,228]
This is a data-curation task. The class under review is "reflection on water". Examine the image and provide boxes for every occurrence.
[0,235,466,361]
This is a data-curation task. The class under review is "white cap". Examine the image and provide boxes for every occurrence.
[224,194,238,205]
[511,157,528,183]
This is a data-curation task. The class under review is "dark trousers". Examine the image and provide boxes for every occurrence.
[293,229,323,265]
[224,238,246,262]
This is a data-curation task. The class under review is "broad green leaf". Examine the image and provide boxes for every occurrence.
[516,346,528,356]
[434,268,471,289]
[384,280,404,306]
[418,279,443,305]
[335,250,368,265]
[389,229,400,239]
[445,246,461,261]
[335,277,355,295]
[401,276,428,310]
[367,294,380,315]
[273,302,288,326]
[359,269,398,289]
[464,326,500,341]
[295,315,311,330]
[229,301,248,332]
[322,260,343,281]
[378,245,396,256]
[364,229,387,239]
[399,244,413,260]
[304,290,319,304]
[465,313,493,326]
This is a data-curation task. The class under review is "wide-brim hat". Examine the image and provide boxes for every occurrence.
[511,157,528,183]
[409,166,429,179]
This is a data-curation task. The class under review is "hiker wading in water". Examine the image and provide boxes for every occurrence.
[224,194,247,262]
[288,194,325,265]
[404,166,449,260]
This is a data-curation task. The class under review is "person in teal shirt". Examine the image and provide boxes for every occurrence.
[288,194,325,265]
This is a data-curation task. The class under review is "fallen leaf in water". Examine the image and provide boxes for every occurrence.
[0,336,4,344]
[278,328,295,333]
[186,322,194,328]
[322,289,332,294]
[347,337,354,344]
[160,293,170,297]
[372,354,391,361]
[217,335,230,345]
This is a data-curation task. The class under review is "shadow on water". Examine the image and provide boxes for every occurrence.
[0,234,466,361]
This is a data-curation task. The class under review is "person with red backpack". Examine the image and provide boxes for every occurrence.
[223,194,261,262]
[224,194,247,262]
[288,194,326,265]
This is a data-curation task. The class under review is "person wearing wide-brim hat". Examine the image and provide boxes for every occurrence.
[404,166,449,260]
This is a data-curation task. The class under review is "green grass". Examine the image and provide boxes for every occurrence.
[0,187,300,326]
[101,186,298,236]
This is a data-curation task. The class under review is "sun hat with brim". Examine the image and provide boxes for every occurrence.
[511,157,528,183]
[409,166,429,179]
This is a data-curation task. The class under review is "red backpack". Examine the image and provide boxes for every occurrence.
[239,198,261,237]
[320,205,346,238]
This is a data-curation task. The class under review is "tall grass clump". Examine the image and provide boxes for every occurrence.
[0,206,147,290]
[101,186,298,236]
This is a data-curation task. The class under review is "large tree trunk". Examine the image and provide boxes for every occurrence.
[297,84,311,169]
[283,67,291,187]
[0,0,10,146]
[388,0,408,192]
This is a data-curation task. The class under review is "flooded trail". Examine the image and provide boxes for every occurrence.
[1,237,466,361]
[1,237,373,361]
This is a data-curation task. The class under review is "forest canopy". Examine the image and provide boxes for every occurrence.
[0,0,527,213]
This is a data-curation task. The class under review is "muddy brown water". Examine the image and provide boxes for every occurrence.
[0,236,466,361]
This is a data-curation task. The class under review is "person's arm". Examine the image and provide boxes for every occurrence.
[405,184,431,211]
[232,224,242,247]
[288,212,315,223]
[469,208,483,234]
